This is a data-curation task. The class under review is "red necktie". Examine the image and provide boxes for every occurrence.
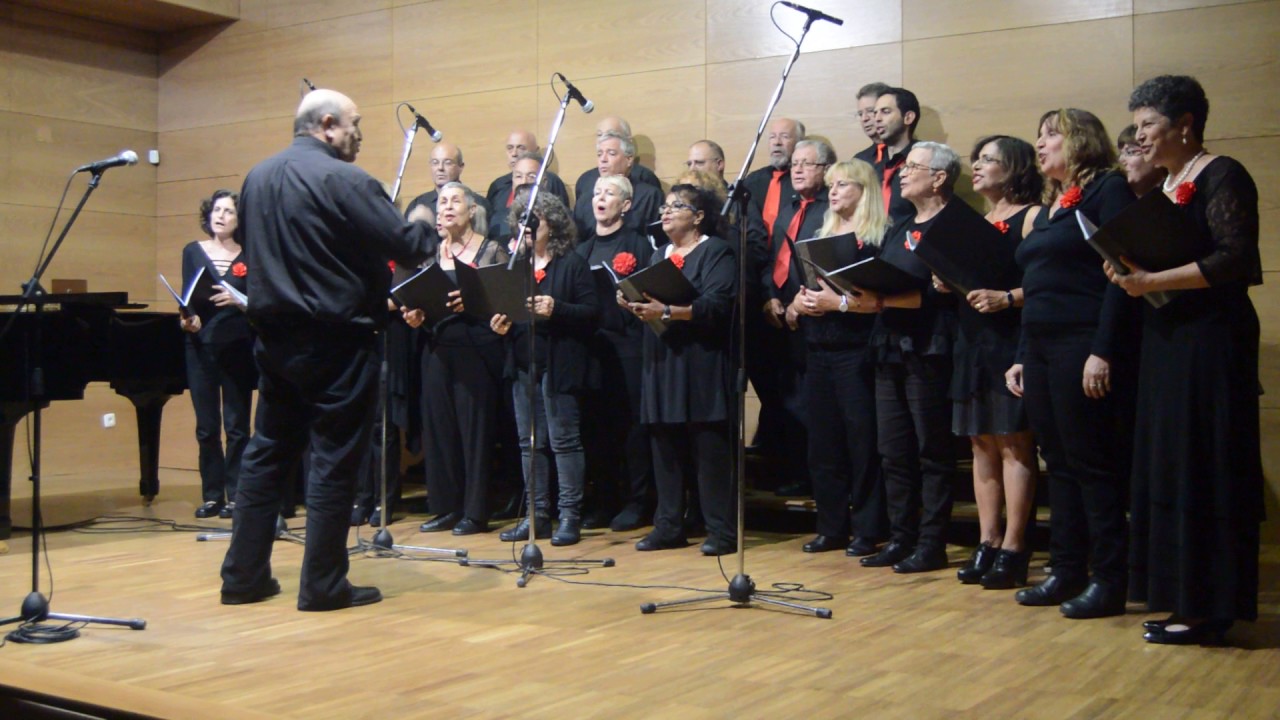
[506,187,515,208]
[875,143,885,164]
[761,169,786,239]
[881,156,904,214]
[774,196,813,288]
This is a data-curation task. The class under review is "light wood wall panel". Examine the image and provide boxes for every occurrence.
[708,45,903,178]
[266,0,391,28]
[1134,2,1280,140]
[1136,0,1257,12]
[393,0,538,101]
[157,115,292,183]
[903,18,1135,158]
[537,0,706,81]
[902,0,1132,40]
[0,206,155,298]
[707,0,901,64]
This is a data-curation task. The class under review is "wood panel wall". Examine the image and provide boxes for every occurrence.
[3,1,1278,535]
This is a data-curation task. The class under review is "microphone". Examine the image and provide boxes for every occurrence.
[302,77,316,91]
[404,103,443,142]
[75,150,138,174]
[557,74,594,114]
[779,1,844,26]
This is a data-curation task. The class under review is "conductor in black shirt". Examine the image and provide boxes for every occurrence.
[219,89,434,611]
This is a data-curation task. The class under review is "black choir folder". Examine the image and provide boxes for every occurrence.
[794,232,863,291]
[390,262,456,324]
[799,256,920,298]
[910,199,1017,296]
[454,257,531,322]
[1077,190,1200,308]
[615,257,697,336]
[158,266,217,317]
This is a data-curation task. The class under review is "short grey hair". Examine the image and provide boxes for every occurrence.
[515,150,545,164]
[595,174,633,201]
[794,139,836,165]
[597,130,636,158]
[913,141,961,195]
[438,181,488,235]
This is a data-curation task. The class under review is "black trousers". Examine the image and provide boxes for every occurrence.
[807,346,886,540]
[583,341,652,514]
[650,421,734,544]
[875,354,955,549]
[221,323,377,608]
[185,338,256,504]
[1021,324,1127,585]
[354,335,402,511]
[420,339,504,522]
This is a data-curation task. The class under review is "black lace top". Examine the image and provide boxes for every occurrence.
[1188,156,1261,288]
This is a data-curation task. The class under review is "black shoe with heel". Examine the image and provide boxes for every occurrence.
[956,542,998,584]
[980,548,1031,589]
[1143,619,1230,646]
[860,540,913,568]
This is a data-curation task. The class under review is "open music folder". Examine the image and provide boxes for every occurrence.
[390,262,456,324]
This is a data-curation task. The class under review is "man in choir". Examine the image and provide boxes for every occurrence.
[485,129,570,213]
[408,142,492,218]
[751,138,834,497]
[872,87,922,224]
[853,81,891,165]
[687,139,726,181]
[219,88,433,611]
[574,115,662,201]
[572,130,662,238]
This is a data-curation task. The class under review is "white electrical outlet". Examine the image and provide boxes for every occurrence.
[102,413,116,428]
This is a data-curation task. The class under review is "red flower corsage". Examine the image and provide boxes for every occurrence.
[992,220,1010,234]
[534,268,546,284]
[612,252,637,276]
[1174,181,1196,206]
[231,262,247,278]
[387,260,396,273]
[1059,186,1082,209]
[670,253,685,270]
[904,229,921,250]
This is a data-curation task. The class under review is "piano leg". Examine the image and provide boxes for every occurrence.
[0,418,13,542]
[129,393,174,504]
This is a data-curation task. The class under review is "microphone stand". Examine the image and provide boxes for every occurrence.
[0,169,147,639]
[640,12,830,618]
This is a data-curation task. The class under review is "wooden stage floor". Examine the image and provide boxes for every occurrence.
[1,469,1277,719]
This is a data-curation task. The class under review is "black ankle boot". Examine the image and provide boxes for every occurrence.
[498,516,552,542]
[956,542,998,584]
[1060,579,1127,619]
[1015,573,1087,606]
[980,548,1031,589]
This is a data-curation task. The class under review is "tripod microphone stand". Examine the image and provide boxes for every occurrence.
[641,3,836,618]
[0,167,147,639]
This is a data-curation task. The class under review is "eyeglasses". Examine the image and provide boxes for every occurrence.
[659,202,696,214]
[792,160,829,170]
[901,162,940,175]
[1120,146,1144,158]
[973,155,1004,166]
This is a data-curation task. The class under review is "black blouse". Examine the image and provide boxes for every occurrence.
[181,240,251,345]
[870,212,955,363]
[577,226,655,354]
[508,250,600,393]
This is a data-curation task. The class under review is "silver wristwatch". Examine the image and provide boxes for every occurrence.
[838,295,849,313]
[661,305,672,321]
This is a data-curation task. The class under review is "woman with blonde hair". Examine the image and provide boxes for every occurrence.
[789,160,890,556]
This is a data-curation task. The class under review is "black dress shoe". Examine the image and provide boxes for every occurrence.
[701,537,736,556]
[635,532,688,551]
[1143,615,1181,632]
[860,540,913,567]
[498,517,552,542]
[980,548,1032,590]
[1143,620,1230,646]
[419,512,461,533]
[195,501,224,519]
[221,577,281,605]
[367,506,387,527]
[219,501,235,519]
[610,504,646,532]
[893,546,948,574]
[298,585,382,612]
[956,542,998,584]
[1015,573,1087,606]
[350,504,371,526]
[845,537,879,557]
[451,517,487,536]
[491,494,523,521]
[580,508,612,530]
[774,482,812,497]
[551,518,582,546]
[1060,580,1127,619]
[803,535,847,553]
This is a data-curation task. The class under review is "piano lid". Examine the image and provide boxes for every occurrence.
[0,291,129,308]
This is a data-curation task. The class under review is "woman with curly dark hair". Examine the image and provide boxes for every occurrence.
[492,189,599,546]
[180,189,255,519]
[1107,75,1263,645]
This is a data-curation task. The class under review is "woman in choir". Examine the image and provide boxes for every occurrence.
[624,185,738,555]
[577,175,655,531]
[1107,75,1262,645]
[180,190,255,519]
[787,159,888,557]
[1116,124,1166,197]
[492,189,598,546]
[404,182,509,536]
[1005,109,1136,618]
[848,142,958,574]
[949,136,1041,588]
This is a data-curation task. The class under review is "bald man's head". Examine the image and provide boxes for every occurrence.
[295,89,362,162]
[504,130,539,170]
[429,142,464,189]
[595,116,632,139]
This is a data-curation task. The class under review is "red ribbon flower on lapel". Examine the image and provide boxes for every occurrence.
[904,229,921,250]
[1059,186,1083,209]
[534,268,547,284]
[612,252,637,276]
[231,262,248,278]
[670,253,685,270]
[992,220,1010,234]
[1174,181,1196,206]
[387,260,396,273]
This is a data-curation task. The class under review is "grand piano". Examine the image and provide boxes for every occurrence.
[0,292,187,541]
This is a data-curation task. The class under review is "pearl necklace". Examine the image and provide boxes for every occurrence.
[1162,149,1205,193]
